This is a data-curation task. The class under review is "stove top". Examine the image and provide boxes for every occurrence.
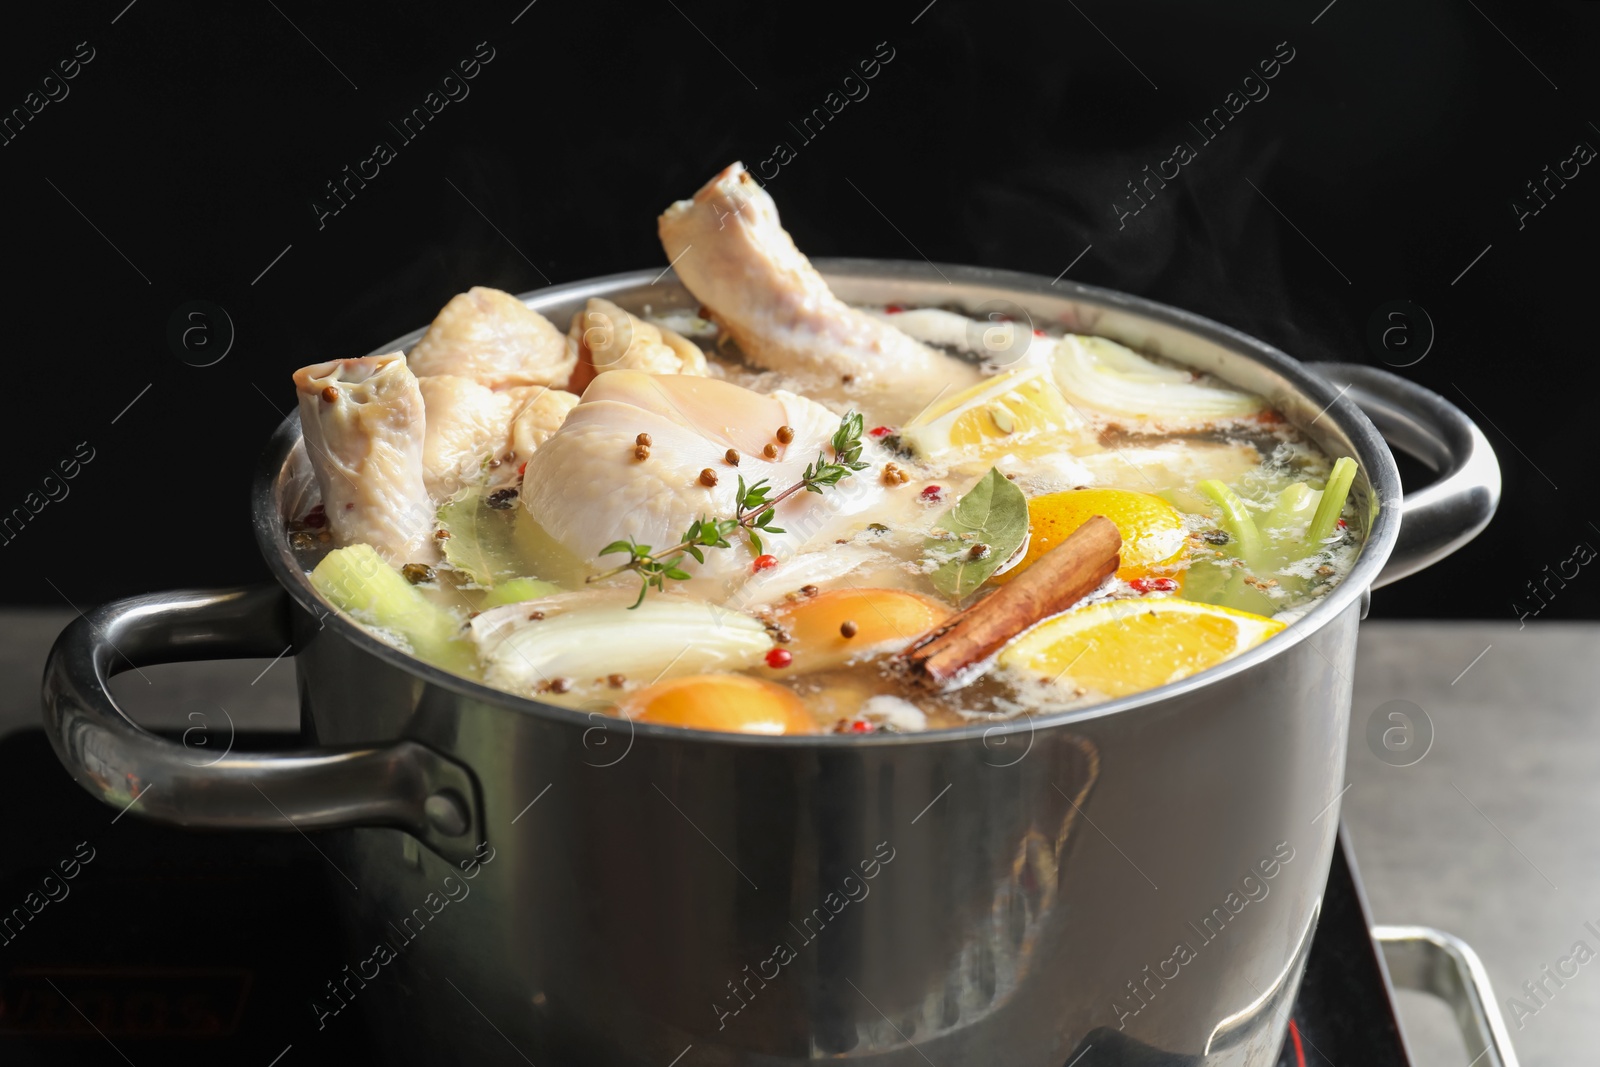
[1269,835,1406,1067]
[0,729,1410,1066]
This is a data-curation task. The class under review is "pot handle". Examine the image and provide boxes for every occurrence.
[1375,925,1521,1067]
[42,584,483,863]
[1305,363,1501,589]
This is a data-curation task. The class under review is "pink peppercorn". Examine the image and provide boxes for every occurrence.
[1130,577,1177,594]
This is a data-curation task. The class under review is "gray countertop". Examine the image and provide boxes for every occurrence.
[6,611,1589,1064]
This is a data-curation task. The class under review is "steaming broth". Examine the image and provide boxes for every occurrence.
[291,303,1362,734]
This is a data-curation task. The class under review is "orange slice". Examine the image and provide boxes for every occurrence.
[759,588,950,676]
[620,675,814,735]
[997,488,1187,583]
[998,597,1284,698]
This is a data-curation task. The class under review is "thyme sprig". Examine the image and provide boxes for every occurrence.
[588,412,870,607]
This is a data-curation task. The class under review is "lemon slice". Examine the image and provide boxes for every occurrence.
[899,365,1083,457]
[998,598,1285,698]
[994,488,1187,584]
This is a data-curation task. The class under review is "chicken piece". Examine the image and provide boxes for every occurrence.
[419,377,579,499]
[505,386,580,470]
[294,354,435,564]
[406,286,574,389]
[657,163,958,391]
[520,371,884,584]
[565,297,709,394]
[417,375,504,500]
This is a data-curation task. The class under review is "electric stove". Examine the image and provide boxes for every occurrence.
[0,729,1508,1066]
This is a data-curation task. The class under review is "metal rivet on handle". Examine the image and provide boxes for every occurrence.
[424,790,469,837]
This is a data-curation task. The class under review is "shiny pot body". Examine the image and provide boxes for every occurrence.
[302,596,1354,1066]
[44,262,1500,1066]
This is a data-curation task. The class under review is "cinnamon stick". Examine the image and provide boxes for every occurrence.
[896,515,1121,689]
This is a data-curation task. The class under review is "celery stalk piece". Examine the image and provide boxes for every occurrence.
[1182,559,1279,615]
[1306,458,1358,544]
[311,544,473,672]
[1197,479,1263,564]
[481,578,562,609]
[1262,482,1320,532]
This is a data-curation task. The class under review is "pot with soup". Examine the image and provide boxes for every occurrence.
[43,163,1498,1065]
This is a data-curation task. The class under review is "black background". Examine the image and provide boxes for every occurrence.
[1,0,1595,620]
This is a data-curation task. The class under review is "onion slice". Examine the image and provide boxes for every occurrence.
[473,596,772,695]
[1052,335,1262,421]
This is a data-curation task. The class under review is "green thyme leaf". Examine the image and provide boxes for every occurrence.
[594,411,872,606]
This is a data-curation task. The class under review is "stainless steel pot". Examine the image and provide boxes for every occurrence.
[43,262,1499,1066]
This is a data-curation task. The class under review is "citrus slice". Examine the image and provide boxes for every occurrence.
[898,365,1082,457]
[620,675,815,734]
[998,598,1285,698]
[995,488,1187,583]
[759,588,950,676]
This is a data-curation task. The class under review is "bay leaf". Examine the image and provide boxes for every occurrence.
[926,467,1029,599]
[437,487,527,586]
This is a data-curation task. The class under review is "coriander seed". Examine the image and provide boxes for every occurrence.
[401,563,436,584]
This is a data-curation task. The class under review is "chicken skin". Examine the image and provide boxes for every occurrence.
[293,353,436,564]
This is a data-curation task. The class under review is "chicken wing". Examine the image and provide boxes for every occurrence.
[419,376,579,498]
[505,386,580,469]
[564,297,708,394]
[658,163,963,394]
[406,286,573,389]
[294,354,435,564]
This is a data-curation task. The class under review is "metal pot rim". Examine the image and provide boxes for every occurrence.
[252,259,1400,745]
